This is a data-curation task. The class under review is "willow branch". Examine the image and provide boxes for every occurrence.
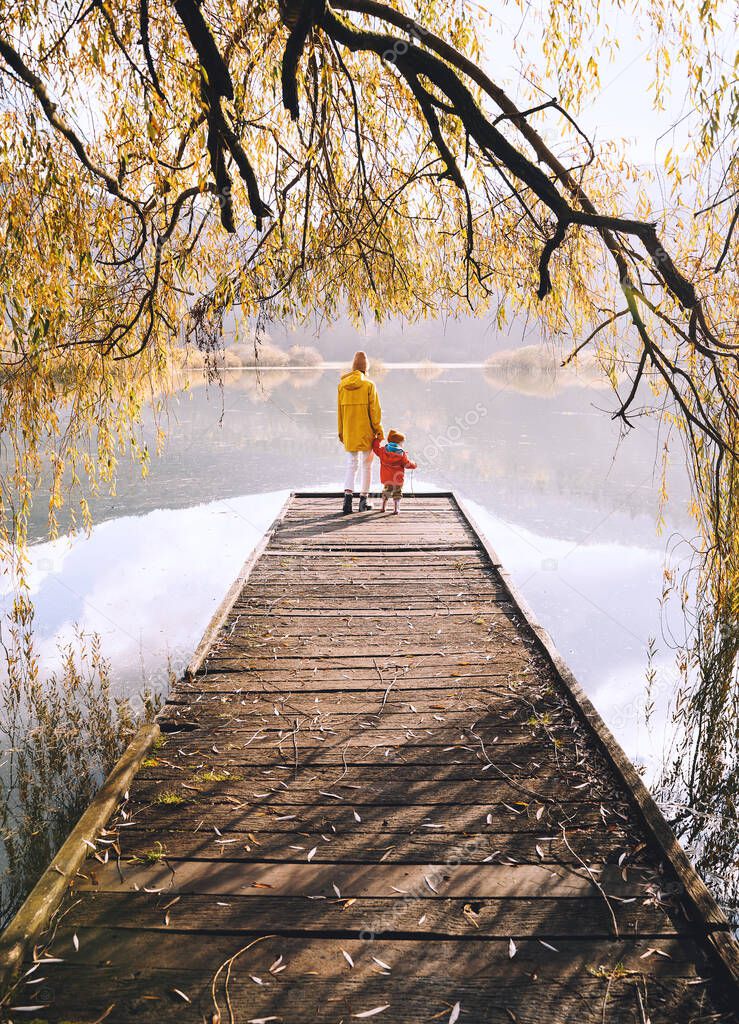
[282,0,325,119]
[139,0,166,101]
[174,0,271,231]
[561,310,629,366]
[219,115,274,228]
[715,203,738,273]
[173,0,233,99]
[0,32,147,263]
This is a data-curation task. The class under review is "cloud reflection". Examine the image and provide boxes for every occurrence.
[2,492,289,693]
[4,489,677,785]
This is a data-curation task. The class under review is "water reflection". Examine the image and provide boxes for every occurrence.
[11,368,694,783]
[9,494,287,693]
[30,367,690,546]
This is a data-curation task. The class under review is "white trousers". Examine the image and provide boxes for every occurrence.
[344,449,374,494]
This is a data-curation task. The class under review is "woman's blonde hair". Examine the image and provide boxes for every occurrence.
[352,350,368,372]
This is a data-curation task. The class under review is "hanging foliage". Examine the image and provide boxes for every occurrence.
[0,0,736,906]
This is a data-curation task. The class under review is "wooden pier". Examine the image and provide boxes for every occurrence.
[2,493,738,1022]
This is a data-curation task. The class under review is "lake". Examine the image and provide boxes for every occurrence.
[6,365,694,784]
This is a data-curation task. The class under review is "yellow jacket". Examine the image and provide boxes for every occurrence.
[337,370,384,452]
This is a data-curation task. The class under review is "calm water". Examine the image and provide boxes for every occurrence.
[7,367,694,781]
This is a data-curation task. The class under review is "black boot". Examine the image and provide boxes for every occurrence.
[358,495,373,511]
[342,492,353,515]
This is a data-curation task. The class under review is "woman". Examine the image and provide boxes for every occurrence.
[338,351,384,514]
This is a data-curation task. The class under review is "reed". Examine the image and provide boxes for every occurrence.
[0,594,159,927]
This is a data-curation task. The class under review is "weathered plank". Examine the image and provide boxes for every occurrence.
[76,859,656,901]
[112,799,633,834]
[60,892,681,939]
[117,827,637,864]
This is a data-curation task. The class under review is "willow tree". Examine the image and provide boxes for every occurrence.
[0,0,737,898]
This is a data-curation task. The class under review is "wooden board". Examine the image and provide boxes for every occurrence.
[5,493,737,1022]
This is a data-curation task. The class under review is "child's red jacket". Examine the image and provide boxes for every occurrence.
[372,438,417,487]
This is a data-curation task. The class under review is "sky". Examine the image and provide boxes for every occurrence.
[471,0,701,169]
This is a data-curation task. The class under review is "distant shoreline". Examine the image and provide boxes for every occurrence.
[179,362,489,370]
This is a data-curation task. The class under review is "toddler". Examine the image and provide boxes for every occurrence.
[372,429,417,514]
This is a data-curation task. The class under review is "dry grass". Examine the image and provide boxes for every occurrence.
[0,595,160,927]
[170,340,324,372]
[215,340,288,367]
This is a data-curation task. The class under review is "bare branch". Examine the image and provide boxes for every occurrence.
[139,0,166,101]
[715,204,739,273]
[561,310,629,366]
[173,0,233,99]
[281,0,325,119]
[537,218,569,299]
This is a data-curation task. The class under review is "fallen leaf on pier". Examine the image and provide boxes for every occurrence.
[463,903,480,928]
